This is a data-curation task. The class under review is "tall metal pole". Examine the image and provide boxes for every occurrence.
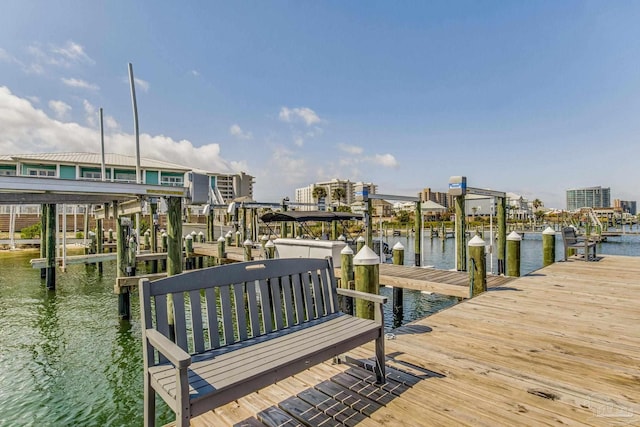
[99,107,106,181]
[128,63,141,184]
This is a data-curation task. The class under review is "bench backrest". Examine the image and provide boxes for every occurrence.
[140,257,339,361]
[562,227,578,245]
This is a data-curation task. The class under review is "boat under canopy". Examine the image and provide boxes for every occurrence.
[260,211,363,223]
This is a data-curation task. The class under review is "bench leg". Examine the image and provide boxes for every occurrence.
[375,334,386,385]
[144,372,156,427]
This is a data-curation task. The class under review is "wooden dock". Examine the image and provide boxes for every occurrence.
[378,264,515,298]
[183,255,640,426]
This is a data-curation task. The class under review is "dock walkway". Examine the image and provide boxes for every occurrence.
[185,255,640,426]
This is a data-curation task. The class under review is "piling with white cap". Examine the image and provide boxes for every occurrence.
[340,245,355,315]
[507,231,522,277]
[542,227,556,267]
[243,239,253,261]
[392,242,405,326]
[468,235,486,297]
[354,245,380,320]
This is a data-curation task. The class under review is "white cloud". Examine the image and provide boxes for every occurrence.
[229,124,252,140]
[51,41,94,65]
[338,143,363,155]
[27,96,40,104]
[61,77,99,91]
[294,137,304,147]
[0,86,236,174]
[48,100,71,119]
[372,153,399,168]
[135,77,150,92]
[279,107,322,126]
[190,70,200,77]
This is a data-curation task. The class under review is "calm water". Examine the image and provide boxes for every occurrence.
[1,233,638,426]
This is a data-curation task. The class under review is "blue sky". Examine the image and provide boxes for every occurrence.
[1,1,639,208]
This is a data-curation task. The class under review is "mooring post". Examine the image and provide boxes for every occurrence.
[89,231,97,255]
[198,231,204,243]
[497,197,506,275]
[40,204,47,278]
[207,208,214,242]
[261,234,268,250]
[366,199,373,247]
[225,231,232,248]
[83,206,90,255]
[161,231,168,271]
[356,236,365,253]
[243,239,253,261]
[340,245,355,315]
[143,229,150,250]
[468,235,487,297]
[507,231,522,277]
[184,234,193,270]
[167,196,183,342]
[265,239,275,259]
[96,219,104,273]
[392,242,405,327]
[127,236,137,276]
[235,230,241,248]
[455,196,466,271]
[354,245,380,321]
[45,203,56,289]
[217,236,226,263]
[150,203,158,274]
[414,200,422,266]
[542,227,556,267]
[108,228,113,244]
[116,212,130,320]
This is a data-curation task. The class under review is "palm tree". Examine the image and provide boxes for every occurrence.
[331,187,346,207]
[312,186,327,208]
[532,199,543,228]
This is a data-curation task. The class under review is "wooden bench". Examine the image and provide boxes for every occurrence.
[561,226,597,261]
[139,257,387,427]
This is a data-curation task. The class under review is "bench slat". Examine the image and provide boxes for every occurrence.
[259,279,273,333]
[291,273,305,325]
[204,288,220,349]
[300,272,314,321]
[154,294,169,364]
[172,292,189,352]
[189,290,205,354]
[325,259,339,314]
[310,270,325,318]
[281,275,295,327]
[220,285,235,345]
[271,278,284,330]
[234,282,248,341]
[246,280,261,337]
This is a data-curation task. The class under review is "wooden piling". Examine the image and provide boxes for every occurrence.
[354,245,379,320]
[455,196,466,271]
[40,204,46,279]
[414,201,421,266]
[217,236,226,263]
[356,236,365,253]
[340,245,354,315]
[542,227,556,267]
[366,199,373,247]
[45,203,56,289]
[243,239,252,261]
[392,242,405,327]
[497,197,506,275]
[166,197,182,342]
[150,202,158,273]
[507,231,521,277]
[468,235,486,297]
[116,208,130,319]
[96,218,103,273]
[265,239,275,259]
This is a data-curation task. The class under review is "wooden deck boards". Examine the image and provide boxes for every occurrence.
[378,263,515,298]
[182,255,640,426]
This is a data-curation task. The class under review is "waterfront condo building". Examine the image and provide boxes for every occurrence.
[294,179,377,211]
[566,186,611,211]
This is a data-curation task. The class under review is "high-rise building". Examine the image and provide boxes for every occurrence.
[614,199,637,215]
[420,187,453,209]
[566,186,610,211]
[294,179,377,210]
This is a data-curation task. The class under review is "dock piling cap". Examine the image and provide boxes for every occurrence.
[507,231,522,241]
[542,227,555,235]
[185,234,193,240]
[393,242,404,251]
[356,236,365,242]
[265,240,275,248]
[468,235,485,246]
[243,239,253,246]
[341,245,354,255]
[217,236,225,242]
[354,245,380,265]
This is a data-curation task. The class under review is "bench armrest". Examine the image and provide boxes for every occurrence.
[145,329,192,368]
[337,288,388,305]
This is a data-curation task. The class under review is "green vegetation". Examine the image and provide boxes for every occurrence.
[20,223,41,239]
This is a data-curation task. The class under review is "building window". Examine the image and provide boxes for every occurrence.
[0,169,16,176]
[27,168,55,177]
[82,171,102,180]
[161,176,184,187]
[115,172,137,182]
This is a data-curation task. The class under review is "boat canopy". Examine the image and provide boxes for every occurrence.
[260,211,363,223]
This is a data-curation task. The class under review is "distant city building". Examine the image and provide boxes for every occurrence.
[294,179,377,211]
[614,199,637,215]
[566,186,610,211]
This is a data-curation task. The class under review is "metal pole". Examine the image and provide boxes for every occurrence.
[99,107,106,181]
[128,63,141,184]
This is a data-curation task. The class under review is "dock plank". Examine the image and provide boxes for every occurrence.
[185,255,640,426]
